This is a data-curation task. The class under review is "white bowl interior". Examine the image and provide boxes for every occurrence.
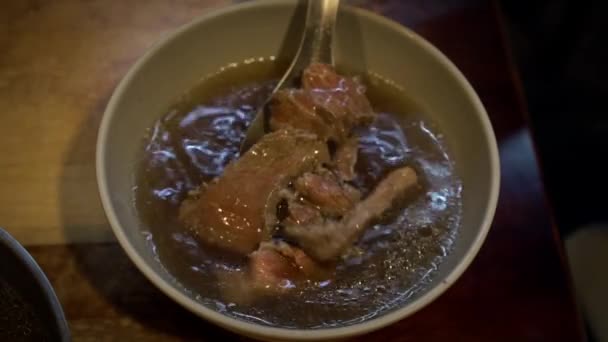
[97,1,499,340]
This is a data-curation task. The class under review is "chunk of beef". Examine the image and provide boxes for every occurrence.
[284,199,323,226]
[264,187,325,233]
[294,170,360,217]
[258,240,332,279]
[333,136,359,181]
[269,90,336,142]
[284,166,419,261]
[216,247,295,305]
[179,130,329,255]
[302,63,376,135]
[217,240,333,305]
[248,245,299,292]
[269,63,375,143]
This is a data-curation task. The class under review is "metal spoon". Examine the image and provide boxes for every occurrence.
[240,0,340,153]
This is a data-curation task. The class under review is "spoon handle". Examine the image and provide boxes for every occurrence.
[300,0,339,65]
[280,0,340,84]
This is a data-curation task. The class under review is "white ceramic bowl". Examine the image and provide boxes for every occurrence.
[97,1,500,340]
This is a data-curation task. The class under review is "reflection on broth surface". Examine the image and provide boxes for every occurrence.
[134,59,462,328]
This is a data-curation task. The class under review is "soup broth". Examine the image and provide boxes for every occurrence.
[134,59,462,328]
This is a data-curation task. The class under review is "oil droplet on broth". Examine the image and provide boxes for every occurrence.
[133,59,462,328]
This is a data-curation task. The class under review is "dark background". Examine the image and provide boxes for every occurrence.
[500,0,608,236]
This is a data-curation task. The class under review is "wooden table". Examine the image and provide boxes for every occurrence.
[0,0,586,340]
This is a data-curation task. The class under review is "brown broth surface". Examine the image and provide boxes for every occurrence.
[134,59,462,328]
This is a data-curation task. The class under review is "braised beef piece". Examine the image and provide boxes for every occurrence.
[284,167,419,262]
[284,199,323,226]
[269,89,336,142]
[269,63,375,144]
[294,170,360,218]
[302,63,375,138]
[179,130,329,255]
[180,63,422,300]
[217,240,333,305]
[333,136,359,181]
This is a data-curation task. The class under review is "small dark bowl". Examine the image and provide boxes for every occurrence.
[0,228,70,342]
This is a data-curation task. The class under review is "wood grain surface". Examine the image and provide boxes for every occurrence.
[0,0,231,245]
[1,0,586,341]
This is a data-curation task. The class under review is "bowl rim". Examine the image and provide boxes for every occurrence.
[96,0,500,340]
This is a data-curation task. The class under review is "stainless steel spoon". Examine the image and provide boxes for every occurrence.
[239,0,340,153]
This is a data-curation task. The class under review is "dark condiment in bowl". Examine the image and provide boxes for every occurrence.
[0,228,70,342]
